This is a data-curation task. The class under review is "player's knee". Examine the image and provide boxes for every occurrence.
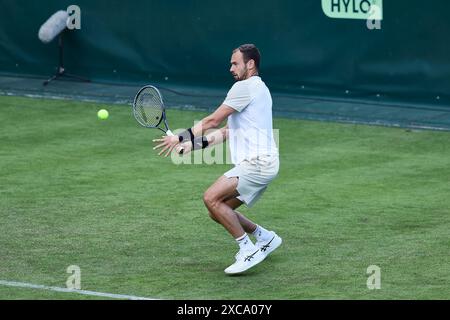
[203,191,215,209]
[204,192,223,214]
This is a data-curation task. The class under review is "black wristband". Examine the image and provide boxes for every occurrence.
[192,136,209,150]
[178,128,194,143]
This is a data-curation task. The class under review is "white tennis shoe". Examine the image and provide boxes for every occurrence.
[224,248,266,275]
[256,232,282,257]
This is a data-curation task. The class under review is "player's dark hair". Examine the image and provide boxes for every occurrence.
[233,44,261,71]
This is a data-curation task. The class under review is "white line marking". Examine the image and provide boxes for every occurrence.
[0,280,158,300]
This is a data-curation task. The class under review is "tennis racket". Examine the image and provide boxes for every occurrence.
[132,85,183,154]
[132,85,174,135]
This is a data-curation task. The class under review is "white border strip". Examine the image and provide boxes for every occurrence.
[0,280,158,300]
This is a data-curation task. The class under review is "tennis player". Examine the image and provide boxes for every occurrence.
[154,44,281,274]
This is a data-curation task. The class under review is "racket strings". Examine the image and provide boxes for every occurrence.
[135,89,164,127]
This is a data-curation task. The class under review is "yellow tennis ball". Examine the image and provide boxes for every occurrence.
[97,109,109,120]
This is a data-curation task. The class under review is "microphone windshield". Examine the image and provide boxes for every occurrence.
[38,10,69,43]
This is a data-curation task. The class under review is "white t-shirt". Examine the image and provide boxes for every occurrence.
[223,76,279,165]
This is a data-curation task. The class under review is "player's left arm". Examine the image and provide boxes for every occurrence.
[190,105,234,136]
[176,124,228,155]
[153,105,234,156]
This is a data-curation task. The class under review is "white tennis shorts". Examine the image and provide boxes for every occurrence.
[224,154,279,207]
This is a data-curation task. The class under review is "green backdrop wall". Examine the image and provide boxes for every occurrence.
[0,0,449,105]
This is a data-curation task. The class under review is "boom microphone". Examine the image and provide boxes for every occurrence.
[38,10,68,43]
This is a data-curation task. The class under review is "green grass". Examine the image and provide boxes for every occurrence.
[0,95,449,300]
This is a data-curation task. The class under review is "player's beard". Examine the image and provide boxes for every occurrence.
[233,67,248,81]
